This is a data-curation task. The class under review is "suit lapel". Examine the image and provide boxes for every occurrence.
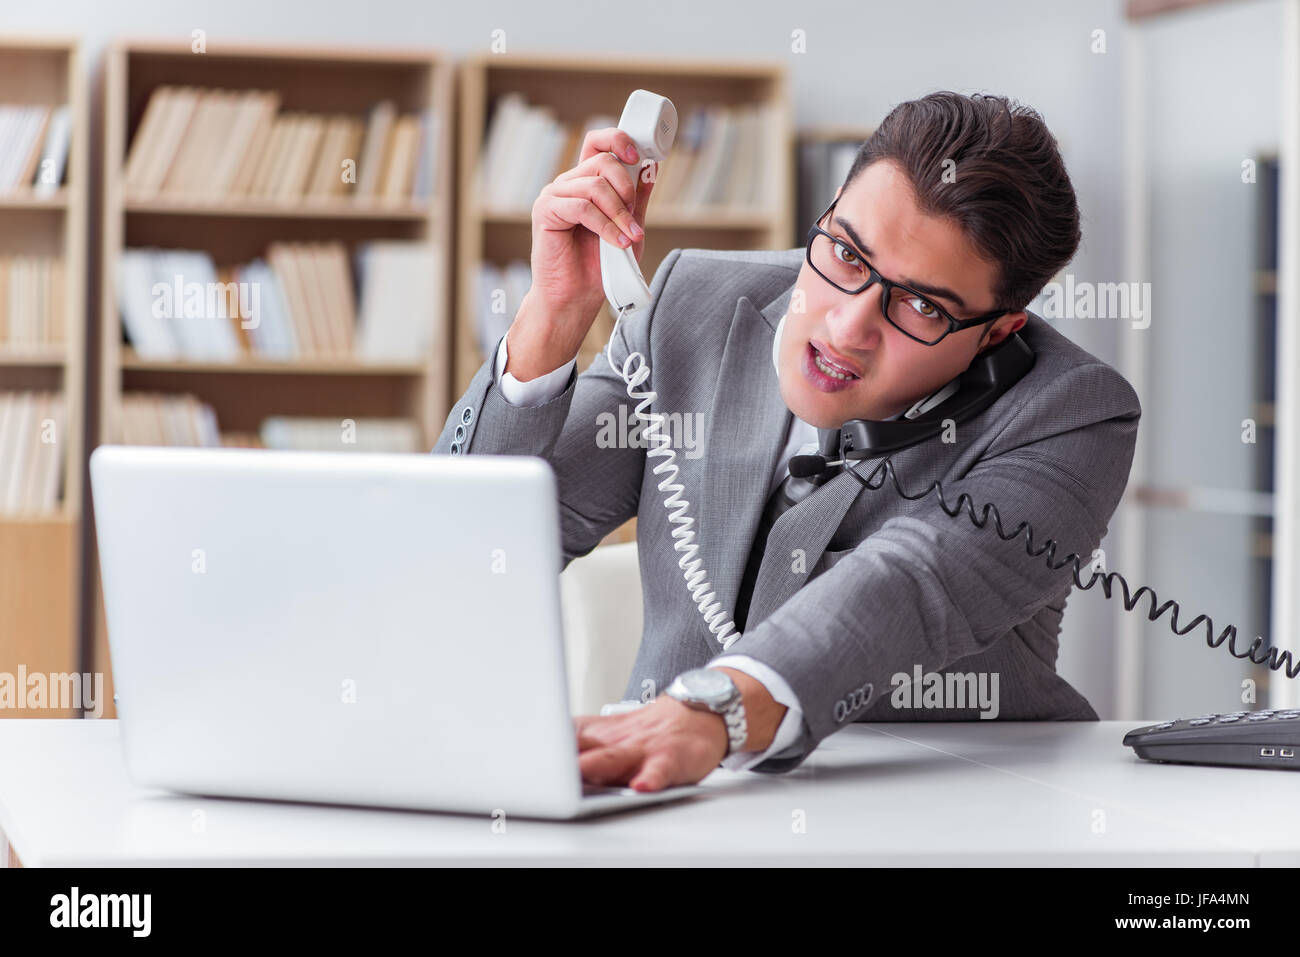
[694,294,792,654]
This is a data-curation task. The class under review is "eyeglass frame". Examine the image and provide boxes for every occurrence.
[805,197,1010,346]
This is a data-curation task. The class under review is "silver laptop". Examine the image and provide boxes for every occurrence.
[89,445,703,819]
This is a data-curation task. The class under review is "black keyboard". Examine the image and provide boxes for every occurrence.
[1123,710,1300,770]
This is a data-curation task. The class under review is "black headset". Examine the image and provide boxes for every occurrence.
[790,331,1036,478]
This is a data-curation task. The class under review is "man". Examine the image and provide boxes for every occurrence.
[433,91,1140,792]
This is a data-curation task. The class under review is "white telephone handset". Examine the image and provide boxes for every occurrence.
[598,90,678,318]
[596,91,741,703]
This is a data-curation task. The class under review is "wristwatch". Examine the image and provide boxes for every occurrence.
[665,668,748,756]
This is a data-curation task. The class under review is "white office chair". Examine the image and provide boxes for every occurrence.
[559,541,644,716]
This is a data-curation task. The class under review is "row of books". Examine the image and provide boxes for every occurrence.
[123,87,439,203]
[477,93,777,213]
[259,417,422,452]
[118,392,220,446]
[118,392,420,452]
[0,104,71,196]
[117,240,440,362]
[0,391,65,515]
[0,255,66,348]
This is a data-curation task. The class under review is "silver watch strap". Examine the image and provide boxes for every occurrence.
[722,696,748,755]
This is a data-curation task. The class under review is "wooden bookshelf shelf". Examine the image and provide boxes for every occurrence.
[0,508,76,525]
[121,348,427,376]
[0,37,86,718]
[0,347,69,366]
[0,189,69,210]
[480,205,777,230]
[123,197,435,221]
[92,39,457,719]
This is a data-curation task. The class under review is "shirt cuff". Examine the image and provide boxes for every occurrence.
[708,655,805,772]
[493,332,576,408]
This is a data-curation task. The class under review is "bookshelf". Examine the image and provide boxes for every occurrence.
[91,40,455,717]
[455,52,793,544]
[0,37,87,718]
[795,126,873,247]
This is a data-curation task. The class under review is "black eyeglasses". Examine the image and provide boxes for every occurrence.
[805,197,1009,346]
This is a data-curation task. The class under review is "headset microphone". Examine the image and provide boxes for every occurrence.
[789,454,839,479]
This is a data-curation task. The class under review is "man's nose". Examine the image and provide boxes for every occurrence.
[827,284,888,350]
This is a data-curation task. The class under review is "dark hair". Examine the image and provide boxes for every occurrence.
[842,91,1080,314]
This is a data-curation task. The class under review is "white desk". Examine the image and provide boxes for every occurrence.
[1,719,1296,866]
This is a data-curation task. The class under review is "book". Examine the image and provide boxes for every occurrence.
[0,391,65,514]
[356,100,396,198]
[142,86,201,195]
[226,92,280,196]
[124,87,174,193]
[0,106,50,193]
[119,391,222,447]
[0,255,66,348]
[354,241,439,360]
[14,108,51,189]
[379,113,419,202]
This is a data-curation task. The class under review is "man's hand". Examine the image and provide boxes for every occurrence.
[574,668,788,791]
[575,695,728,792]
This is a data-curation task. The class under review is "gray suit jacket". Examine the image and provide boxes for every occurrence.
[433,246,1142,773]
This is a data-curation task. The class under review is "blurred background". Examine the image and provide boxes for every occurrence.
[0,0,1295,725]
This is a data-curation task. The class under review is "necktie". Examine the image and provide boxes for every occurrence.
[733,425,841,632]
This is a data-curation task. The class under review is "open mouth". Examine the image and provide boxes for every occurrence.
[809,342,861,379]
[811,347,860,380]
[802,342,861,393]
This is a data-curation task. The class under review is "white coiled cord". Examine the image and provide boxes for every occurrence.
[604,303,740,651]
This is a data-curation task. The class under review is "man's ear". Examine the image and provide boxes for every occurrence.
[978,311,1027,352]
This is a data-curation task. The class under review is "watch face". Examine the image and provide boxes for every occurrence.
[682,668,734,706]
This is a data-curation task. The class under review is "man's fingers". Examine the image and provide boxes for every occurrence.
[579,126,640,166]
[555,152,638,208]
[575,710,651,753]
[578,743,641,786]
[576,726,607,752]
[629,752,677,792]
[540,192,636,249]
[574,715,629,751]
[574,717,598,750]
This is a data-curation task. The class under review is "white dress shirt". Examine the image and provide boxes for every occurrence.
[491,315,959,771]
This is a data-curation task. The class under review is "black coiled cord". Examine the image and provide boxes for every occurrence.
[843,456,1299,680]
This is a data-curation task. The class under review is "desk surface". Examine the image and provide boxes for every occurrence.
[1,719,1296,866]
